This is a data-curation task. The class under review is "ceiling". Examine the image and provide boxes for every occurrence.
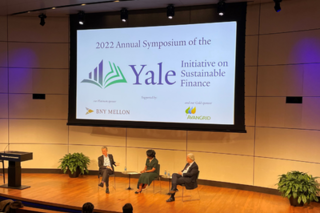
[0,0,278,16]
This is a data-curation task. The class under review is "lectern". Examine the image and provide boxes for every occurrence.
[0,151,33,190]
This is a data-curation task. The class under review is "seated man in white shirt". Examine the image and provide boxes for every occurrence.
[166,153,199,202]
[98,146,120,193]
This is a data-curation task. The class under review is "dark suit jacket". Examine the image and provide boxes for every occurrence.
[181,162,199,189]
[98,154,116,175]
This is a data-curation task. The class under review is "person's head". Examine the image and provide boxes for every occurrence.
[146,150,156,159]
[101,146,108,156]
[82,202,94,213]
[122,203,133,213]
[186,153,195,164]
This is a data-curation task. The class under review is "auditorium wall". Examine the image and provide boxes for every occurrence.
[0,0,320,190]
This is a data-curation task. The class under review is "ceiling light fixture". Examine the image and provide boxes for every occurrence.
[39,13,47,26]
[167,5,175,19]
[78,11,85,25]
[274,0,282,12]
[217,0,226,16]
[120,8,128,22]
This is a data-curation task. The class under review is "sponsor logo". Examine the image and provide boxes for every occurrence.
[81,60,127,89]
[95,109,130,115]
[185,107,196,115]
[185,106,211,120]
[86,107,94,115]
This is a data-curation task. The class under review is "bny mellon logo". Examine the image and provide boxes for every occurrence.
[86,108,94,115]
[81,60,127,88]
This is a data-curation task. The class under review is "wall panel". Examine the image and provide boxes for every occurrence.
[188,127,254,156]
[9,144,68,169]
[256,127,320,163]
[259,0,320,34]
[245,36,259,66]
[245,66,257,97]
[257,65,304,97]
[193,151,253,185]
[127,128,186,150]
[9,94,68,119]
[246,3,260,36]
[69,126,126,147]
[8,17,69,43]
[0,119,8,143]
[245,97,256,127]
[0,16,7,41]
[254,157,320,189]
[9,119,68,144]
[259,30,320,65]
[256,97,303,128]
[8,42,69,68]
[0,94,8,118]
[0,68,8,93]
[0,42,7,67]
[9,68,68,94]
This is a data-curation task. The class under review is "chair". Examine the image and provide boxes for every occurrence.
[181,171,200,202]
[0,160,5,183]
[151,164,161,194]
[98,170,116,190]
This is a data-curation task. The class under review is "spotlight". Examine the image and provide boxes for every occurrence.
[120,8,128,22]
[81,4,86,6]
[52,7,56,10]
[38,13,46,26]
[217,0,226,16]
[78,11,85,25]
[167,5,175,19]
[274,0,282,12]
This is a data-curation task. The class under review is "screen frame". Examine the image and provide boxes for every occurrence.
[68,3,247,133]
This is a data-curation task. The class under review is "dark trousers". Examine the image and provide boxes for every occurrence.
[171,173,191,197]
[100,168,113,187]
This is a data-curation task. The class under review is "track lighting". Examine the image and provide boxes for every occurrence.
[167,5,175,19]
[217,0,226,16]
[274,0,282,12]
[38,14,46,26]
[78,11,85,25]
[120,8,128,22]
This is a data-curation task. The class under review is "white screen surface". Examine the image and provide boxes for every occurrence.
[76,22,237,125]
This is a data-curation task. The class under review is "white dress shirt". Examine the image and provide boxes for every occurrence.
[103,155,111,167]
[182,161,194,174]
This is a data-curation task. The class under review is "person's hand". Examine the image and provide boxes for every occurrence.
[115,163,120,166]
[178,171,183,175]
[140,170,145,174]
[107,166,113,171]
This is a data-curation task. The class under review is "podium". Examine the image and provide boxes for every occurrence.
[0,151,33,190]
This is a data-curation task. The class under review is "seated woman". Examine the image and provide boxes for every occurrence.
[135,150,159,194]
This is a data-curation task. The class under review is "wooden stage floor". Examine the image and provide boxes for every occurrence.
[0,173,320,213]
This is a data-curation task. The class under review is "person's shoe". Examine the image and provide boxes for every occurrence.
[105,187,110,194]
[135,190,142,194]
[166,197,175,202]
[169,189,178,194]
[98,182,104,187]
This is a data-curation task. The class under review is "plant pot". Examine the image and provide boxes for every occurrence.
[67,167,81,178]
[289,196,304,207]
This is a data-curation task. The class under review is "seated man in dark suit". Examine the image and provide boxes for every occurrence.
[166,153,199,202]
[98,146,120,193]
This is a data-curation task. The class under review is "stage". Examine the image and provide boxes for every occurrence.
[0,173,319,213]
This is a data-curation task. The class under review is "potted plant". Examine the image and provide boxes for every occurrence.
[277,171,320,206]
[58,153,90,178]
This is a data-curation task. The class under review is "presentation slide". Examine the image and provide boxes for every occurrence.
[76,22,237,125]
